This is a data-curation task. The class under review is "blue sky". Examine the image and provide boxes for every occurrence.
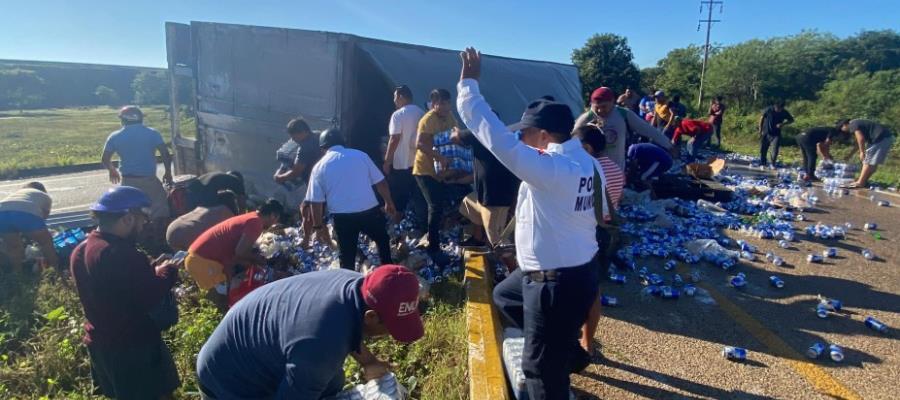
[1,0,897,69]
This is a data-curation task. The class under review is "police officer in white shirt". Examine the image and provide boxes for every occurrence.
[383,85,426,215]
[306,129,397,270]
[457,48,604,399]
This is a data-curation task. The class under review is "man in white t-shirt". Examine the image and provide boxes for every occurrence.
[383,85,425,215]
[308,129,398,270]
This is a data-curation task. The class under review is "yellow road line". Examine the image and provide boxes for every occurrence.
[691,274,862,400]
[464,251,510,400]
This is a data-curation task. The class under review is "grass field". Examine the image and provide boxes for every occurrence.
[0,268,467,399]
[0,106,194,178]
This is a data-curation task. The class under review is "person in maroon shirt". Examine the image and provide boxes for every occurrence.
[70,186,181,399]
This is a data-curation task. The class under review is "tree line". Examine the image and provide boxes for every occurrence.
[0,61,188,111]
[572,30,900,135]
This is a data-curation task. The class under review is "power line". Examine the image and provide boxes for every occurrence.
[697,0,723,109]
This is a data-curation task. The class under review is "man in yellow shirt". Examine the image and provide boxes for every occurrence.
[413,88,458,266]
[652,90,678,138]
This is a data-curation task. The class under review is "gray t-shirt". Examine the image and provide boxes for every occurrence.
[165,205,234,251]
[849,119,893,144]
[575,107,672,170]
[197,269,365,399]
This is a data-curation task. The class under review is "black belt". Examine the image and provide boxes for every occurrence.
[527,270,560,282]
[525,253,599,282]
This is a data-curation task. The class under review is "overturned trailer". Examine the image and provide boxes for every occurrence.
[165,21,583,200]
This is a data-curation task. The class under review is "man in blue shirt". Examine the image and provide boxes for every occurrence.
[196,266,424,399]
[627,143,674,188]
[102,106,173,243]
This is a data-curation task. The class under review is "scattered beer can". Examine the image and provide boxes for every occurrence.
[723,346,747,361]
[823,247,838,258]
[609,273,627,284]
[778,240,789,249]
[816,303,830,318]
[664,260,677,271]
[864,223,877,231]
[600,295,618,307]
[769,275,785,288]
[806,342,826,359]
[683,284,697,296]
[673,274,684,286]
[828,344,844,362]
[807,254,823,264]
[862,249,875,260]
[864,316,889,334]
[844,222,853,230]
[660,286,680,299]
[826,298,842,311]
[773,256,785,267]
[877,200,890,207]
[765,251,775,262]
[730,273,747,288]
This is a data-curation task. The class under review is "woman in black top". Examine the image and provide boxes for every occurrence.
[795,126,840,182]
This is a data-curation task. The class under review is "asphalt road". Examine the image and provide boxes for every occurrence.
[0,165,166,214]
[572,164,900,399]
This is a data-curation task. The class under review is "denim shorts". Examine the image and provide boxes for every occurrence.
[0,211,46,234]
[865,136,895,166]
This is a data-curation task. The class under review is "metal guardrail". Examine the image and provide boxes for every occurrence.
[46,210,94,230]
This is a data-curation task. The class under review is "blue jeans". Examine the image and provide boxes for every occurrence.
[493,258,600,399]
[686,132,712,160]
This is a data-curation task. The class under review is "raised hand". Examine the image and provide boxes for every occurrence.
[459,47,482,82]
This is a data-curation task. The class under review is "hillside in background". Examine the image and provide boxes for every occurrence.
[0,59,166,110]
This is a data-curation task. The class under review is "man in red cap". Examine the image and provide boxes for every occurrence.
[196,266,424,399]
[575,87,673,169]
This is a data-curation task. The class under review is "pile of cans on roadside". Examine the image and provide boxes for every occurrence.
[256,209,464,286]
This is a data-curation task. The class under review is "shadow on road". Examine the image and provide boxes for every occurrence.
[576,357,776,400]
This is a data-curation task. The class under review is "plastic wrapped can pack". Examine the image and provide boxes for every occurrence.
[326,373,407,400]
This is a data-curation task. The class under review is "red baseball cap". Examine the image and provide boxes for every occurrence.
[590,87,615,103]
[362,265,424,343]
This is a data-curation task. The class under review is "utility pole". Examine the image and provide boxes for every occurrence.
[697,0,723,109]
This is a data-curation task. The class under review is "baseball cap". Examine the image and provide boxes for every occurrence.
[362,265,424,343]
[654,90,666,98]
[507,99,575,135]
[590,87,615,103]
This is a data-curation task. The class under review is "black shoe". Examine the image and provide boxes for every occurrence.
[569,344,592,373]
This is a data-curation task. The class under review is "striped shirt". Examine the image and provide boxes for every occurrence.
[597,156,624,211]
